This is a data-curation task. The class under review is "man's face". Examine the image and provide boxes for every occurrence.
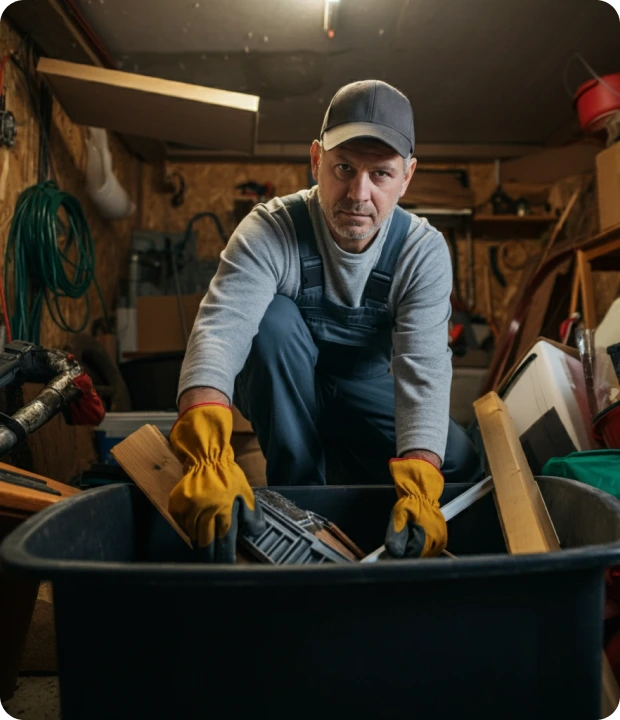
[310,138,416,250]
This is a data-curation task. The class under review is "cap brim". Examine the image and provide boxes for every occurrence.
[322,121,412,158]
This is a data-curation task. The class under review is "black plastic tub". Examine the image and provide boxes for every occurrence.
[2,478,620,720]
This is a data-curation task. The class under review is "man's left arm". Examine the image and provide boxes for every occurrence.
[391,229,453,465]
[384,229,453,559]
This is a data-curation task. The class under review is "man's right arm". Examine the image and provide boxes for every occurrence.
[178,387,230,414]
[177,201,297,409]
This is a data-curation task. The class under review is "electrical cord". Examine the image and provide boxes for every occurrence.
[4,181,110,344]
[10,44,58,184]
[180,211,228,251]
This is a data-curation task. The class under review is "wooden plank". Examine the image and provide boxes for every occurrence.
[110,425,192,549]
[112,425,364,563]
[400,172,474,209]
[0,463,79,518]
[576,250,597,328]
[583,235,620,263]
[569,262,582,317]
[501,143,599,185]
[474,391,620,715]
[37,58,260,154]
[537,188,580,269]
[474,392,559,553]
[577,223,620,253]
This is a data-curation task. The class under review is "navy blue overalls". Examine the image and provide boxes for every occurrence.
[234,193,481,486]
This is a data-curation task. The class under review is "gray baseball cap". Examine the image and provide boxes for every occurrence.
[320,80,415,158]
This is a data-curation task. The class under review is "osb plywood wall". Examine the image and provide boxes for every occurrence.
[0,20,140,482]
[140,157,541,319]
[139,161,309,260]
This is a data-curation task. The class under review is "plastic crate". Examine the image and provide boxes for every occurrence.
[2,478,620,719]
[95,412,177,465]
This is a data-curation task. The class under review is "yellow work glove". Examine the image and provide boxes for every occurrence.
[169,402,265,562]
[385,458,447,559]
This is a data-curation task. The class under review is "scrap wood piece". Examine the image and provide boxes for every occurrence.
[538,188,581,269]
[111,425,363,563]
[0,462,79,518]
[37,57,260,154]
[474,392,559,553]
[111,424,192,549]
[474,391,620,715]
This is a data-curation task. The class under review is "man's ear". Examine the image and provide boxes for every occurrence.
[399,157,417,198]
[310,140,322,183]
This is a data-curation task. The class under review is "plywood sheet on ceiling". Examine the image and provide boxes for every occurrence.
[37,58,260,153]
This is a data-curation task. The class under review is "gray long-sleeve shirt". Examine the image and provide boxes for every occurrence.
[178,186,453,461]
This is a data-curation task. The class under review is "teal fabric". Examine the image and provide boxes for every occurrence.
[542,451,620,498]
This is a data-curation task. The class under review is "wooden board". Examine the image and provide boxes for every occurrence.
[501,142,600,185]
[110,424,192,548]
[111,424,361,562]
[474,391,620,715]
[474,392,559,553]
[0,462,79,517]
[400,171,474,209]
[37,58,260,154]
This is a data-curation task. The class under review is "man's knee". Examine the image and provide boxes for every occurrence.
[442,417,483,483]
[253,295,313,360]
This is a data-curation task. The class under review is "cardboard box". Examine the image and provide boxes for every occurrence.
[136,294,203,354]
[596,142,620,232]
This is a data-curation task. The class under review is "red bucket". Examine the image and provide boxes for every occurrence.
[593,400,620,449]
[574,73,620,133]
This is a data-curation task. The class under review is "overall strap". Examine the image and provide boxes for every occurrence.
[281,193,324,294]
[363,206,412,305]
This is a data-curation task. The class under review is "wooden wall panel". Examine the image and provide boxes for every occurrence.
[139,157,547,331]
[41,97,140,349]
[140,160,309,260]
[0,20,140,482]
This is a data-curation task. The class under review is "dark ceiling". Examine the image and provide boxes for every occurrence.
[54,0,620,147]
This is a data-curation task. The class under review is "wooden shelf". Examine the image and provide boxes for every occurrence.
[571,222,620,327]
[473,214,556,223]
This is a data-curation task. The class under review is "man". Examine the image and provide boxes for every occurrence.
[169,80,481,563]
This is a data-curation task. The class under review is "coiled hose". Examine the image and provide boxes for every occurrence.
[4,181,110,343]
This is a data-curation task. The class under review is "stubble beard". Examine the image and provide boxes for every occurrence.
[318,187,399,242]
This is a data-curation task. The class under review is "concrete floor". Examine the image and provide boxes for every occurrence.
[2,677,61,720]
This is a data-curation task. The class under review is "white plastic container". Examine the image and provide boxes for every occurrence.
[95,412,177,465]
[501,340,597,471]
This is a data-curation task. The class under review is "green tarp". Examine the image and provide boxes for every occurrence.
[542,451,620,498]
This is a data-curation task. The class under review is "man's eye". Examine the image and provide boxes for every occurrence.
[336,164,352,172]
[375,171,390,178]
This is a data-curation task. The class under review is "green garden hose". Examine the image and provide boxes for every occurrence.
[4,181,110,344]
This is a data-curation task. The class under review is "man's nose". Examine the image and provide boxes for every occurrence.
[347,172,372,203]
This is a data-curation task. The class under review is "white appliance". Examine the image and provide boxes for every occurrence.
[501,340,598,472]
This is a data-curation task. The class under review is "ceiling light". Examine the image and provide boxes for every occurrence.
[323,0,340,38]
